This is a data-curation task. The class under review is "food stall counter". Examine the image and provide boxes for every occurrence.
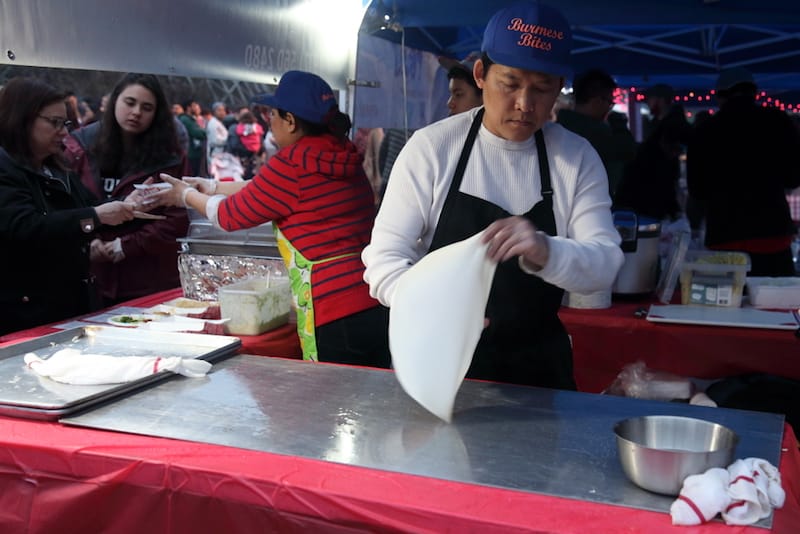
[0,355,798,533]
[0,288,303,360]
[559,300,800,393]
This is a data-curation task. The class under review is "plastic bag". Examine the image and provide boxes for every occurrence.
[603,361,694,401]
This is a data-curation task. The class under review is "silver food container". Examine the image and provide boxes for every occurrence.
[177,211,286,301]
[611,210,662,296]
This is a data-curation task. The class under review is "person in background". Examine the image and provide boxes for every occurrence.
[687,67,800,276]
[206,101,230,169]
[377,127,414,202]
[549,91,573,122]
[80,97,100,126]
[64,90,81,131]
[556,69,635,198]
[693,110,712,129]
[98,93,110,119]
[222,106,238,128]
[360,127,385,204]
[0,77,135,334]
[200,107,213,129]
[613,126,681,221]
[615,81,691,221]
[152,71,390,369]
[173,114,190,157]
[251,104,280,161]
[438,51,483,116]
[642,83,675,140]
[225,110,264,180]
[190,101,207,129]
[63,73,190,306]
[362,1,623,390]
[178,99,207,175]
[374,53,485,204]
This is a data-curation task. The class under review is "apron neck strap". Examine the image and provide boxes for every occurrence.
[534,129,552,197]
[446,108,485,198]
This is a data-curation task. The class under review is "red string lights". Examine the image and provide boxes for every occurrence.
[627,87,798,116]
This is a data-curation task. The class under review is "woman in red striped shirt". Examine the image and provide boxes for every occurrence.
[155,71,390,368]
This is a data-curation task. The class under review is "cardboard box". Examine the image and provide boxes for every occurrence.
[219,277,292,335]
[679,251,750,307]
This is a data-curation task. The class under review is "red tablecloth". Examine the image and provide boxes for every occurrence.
[559,300,800,393]
[1,293,799,532]
[4,292,797,397]
[0,288,302,359]
[0,414,797,534]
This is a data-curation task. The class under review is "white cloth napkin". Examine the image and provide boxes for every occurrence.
[723,458,786,525]
[670,458,785,526]
[670,467,730,525]
[389,232,497,422]
[24,348,212,385]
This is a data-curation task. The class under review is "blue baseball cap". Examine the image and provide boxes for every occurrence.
[481,1,573,78]
[252,70,338,125]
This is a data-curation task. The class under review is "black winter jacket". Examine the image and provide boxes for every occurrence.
[0,148,99,335]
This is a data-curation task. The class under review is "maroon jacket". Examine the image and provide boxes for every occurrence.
[63,123,190,302]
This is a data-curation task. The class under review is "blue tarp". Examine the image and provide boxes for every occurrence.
[360,0,800,98]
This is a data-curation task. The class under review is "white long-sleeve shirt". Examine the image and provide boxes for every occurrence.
[206,116,229,153]
[362,107,624,307]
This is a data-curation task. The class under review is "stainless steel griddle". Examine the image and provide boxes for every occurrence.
[62,355,784,528]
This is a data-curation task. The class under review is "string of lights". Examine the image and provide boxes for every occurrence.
[624,87,799,116]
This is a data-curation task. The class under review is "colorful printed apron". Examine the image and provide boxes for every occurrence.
[274,226,359,361]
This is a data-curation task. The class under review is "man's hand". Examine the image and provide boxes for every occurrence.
[481,216,549,270]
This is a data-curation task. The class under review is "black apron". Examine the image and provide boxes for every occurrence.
[428,109,575,390]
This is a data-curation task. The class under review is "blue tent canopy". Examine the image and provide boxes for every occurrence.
[360,0,800,99]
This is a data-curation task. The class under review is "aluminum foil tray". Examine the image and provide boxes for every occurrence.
[178,253,287,301]
[0,326,240,420]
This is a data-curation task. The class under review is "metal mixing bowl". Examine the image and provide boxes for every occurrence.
[613,415,739,495]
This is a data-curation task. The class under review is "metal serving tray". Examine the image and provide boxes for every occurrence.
[0,326,240,420]
[177,215,279,258]
[62,356,784,528]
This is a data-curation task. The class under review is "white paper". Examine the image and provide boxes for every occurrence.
[389,232,497,422]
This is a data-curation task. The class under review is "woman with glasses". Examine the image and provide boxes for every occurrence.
[0,77,136,335]
[63,73,189,306]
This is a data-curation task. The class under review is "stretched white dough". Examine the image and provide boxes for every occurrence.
[389,231,497,422]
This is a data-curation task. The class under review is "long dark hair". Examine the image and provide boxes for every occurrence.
[0,77,68,169]
[277,108,352,140]
[93,73,179,175]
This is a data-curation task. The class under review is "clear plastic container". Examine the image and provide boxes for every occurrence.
[218,277,291,335]
[679,250,750,307]
[746,277,800,309]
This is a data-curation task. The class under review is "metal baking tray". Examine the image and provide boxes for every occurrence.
[177,215,279,258]
[0,326,240,420]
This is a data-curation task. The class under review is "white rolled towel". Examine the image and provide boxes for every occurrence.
[24,348,212,385]
[750,457,786,509]
[670,467,731,525]
[723,458,785,525]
